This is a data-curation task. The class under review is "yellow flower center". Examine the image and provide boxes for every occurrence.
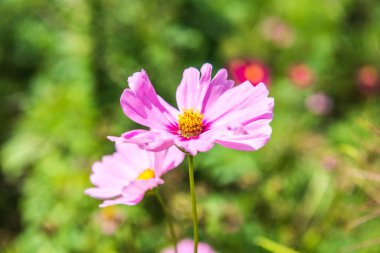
[136,169,155,180]
[178,109,204,138]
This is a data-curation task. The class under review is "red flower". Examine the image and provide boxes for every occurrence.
[228,59,270,86]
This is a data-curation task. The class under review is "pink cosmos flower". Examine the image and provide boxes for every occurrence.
[111,63,274,156]
[95,206,125,235]
[305,92,333,115]
[85,143,184,207]
[260,16,295,48]
[161,239,216,253]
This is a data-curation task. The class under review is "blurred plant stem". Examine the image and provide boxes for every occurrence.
[187,154,199,253]
[155,189,178,253]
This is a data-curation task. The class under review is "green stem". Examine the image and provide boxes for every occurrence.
[155,189,178,253]
[187,154,199,253]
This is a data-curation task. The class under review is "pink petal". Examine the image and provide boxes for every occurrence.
[113,143,151,171]
[210,97,274,128]
[215,119,273,151]
[161,239,216,253]
[204,82,271,123]
[84,187,122,199]
[120,178,163,205]
[176,67,201,111]
[99,196,143,208]
[194,63,212,110]
[153,145,185,176]
[173,129,221,156]
[121,70,175,129]
[175,64,234,113]
[109,129,175,152]
[200,68,234,113]
[158,95,180,122]
[89,157,137,188]
[215,135,271,151]
[93,177,163,207]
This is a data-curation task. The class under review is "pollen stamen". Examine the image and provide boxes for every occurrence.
[178,109,204,138]
[136,169,155,180]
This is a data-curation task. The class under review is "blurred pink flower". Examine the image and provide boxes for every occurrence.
[95,206,125,235]
[260,16,295,48]
[228,59,270,86]
[321,154,338,171]
[288,63,314,88]
[357,65,379,93]
[161,239,216,253]
[305,92,333,115]
[85,143,184,207]
[111,63,274,156]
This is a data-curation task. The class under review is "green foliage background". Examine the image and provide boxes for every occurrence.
[0,0,380,252]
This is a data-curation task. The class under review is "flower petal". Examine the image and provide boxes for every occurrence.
[161,239,216,253]
[114,142,151,171]
[158,95,180,121]
[120,178,163,205]
[121,70,175,129]
[85,187,121,199]
[204,82,272,125]
[173,129,221,156]
[99,196,143,208]
[200,68,234,113]
[215,119,273,151]
[99,179,162,207]
[176,64,234,113]
[176,67,201,111]
[89,155,139,189]
[109,129,175,152]
[153,146,185,177]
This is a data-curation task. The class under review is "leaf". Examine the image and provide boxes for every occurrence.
[255,236,300,253]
